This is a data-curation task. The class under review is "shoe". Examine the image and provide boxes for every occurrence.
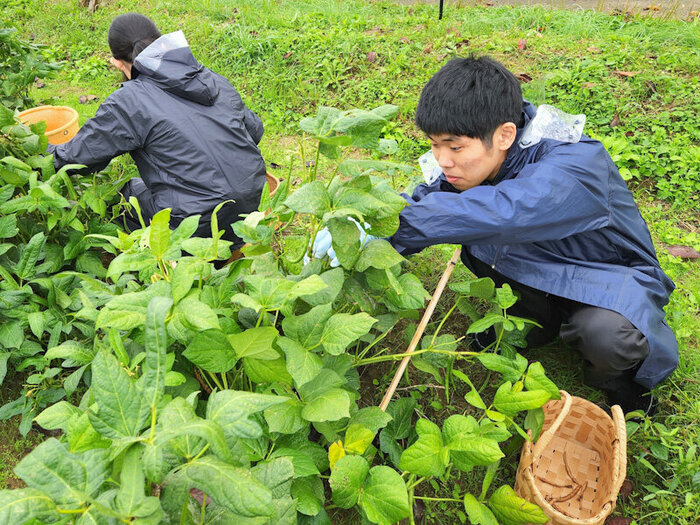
[605,383,657,418]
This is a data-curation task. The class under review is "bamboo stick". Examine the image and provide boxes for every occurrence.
[379,246,462,412]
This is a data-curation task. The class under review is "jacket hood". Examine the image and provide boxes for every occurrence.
[133,31,218,106]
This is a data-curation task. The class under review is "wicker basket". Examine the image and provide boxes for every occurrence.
[514,390,627,525]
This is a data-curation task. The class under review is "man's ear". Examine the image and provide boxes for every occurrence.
[109,57,133,79]
[495,122,517,151]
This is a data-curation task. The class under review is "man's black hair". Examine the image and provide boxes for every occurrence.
[415,55,523,145]
[108,13,161,63]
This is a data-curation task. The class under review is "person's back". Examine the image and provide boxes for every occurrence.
[49,14,265,247]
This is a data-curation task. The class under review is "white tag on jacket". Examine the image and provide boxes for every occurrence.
[519,104,586,148]
[418,150,440,184]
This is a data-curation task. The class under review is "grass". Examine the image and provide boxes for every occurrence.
[3,0,700,523]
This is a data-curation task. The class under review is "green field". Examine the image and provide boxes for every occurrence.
[1,0,699,524]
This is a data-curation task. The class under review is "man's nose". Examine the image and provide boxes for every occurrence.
[437,152,454,168]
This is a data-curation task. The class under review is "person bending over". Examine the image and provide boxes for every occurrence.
[318,56,677,415]
[49,13,266,248]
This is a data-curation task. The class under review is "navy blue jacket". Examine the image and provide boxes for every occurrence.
[391,102,677,389]
[49,31,266,229]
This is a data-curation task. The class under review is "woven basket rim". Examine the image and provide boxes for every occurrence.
[517,390,627,525]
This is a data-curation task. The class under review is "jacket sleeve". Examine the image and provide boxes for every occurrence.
[408,172,459,202]
[242,105,264,145]
[390,141,612,255]
[49,95,141,173]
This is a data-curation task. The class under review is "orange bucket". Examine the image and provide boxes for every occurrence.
[265,172,279,197]
[17,105,80,145]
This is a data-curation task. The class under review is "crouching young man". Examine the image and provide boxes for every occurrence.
[388,56,677,415]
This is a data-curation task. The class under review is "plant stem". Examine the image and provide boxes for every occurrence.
[413,496,462,502]
[358,347,476,366]
[190,444,210,463]
[207,370,224,391]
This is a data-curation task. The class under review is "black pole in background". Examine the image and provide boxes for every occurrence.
[439,0,444,19]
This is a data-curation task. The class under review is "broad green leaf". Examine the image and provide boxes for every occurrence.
[184,329,238,373]
[143,296,172,412]
[493,382,551,416]
[299,106,342,136]
[229,327,279,360]
[344,424,374,454]
[398,419,447,477]
[488,485,548,524]
[495,284,518,310]
[14,438,108,507]
[177,296,221,331]
[157,397,205,460]
[463,494,499,525]
[207,390,288,440]
[155,419,232,464]
[289,275,328,300]
[178,456,273,517]
[96,283,170,330]
[269,448,320,478]
[15,231,45,280]
[171,257,206,304]
[264,400,306,435]
[450,277,496,299]
[115,445,148,515]
[251,456,294,500]
[524,362,561,399]
[349,407,393,434]
[0,214,18,239]
[297,369,345,400]
[447,432,504,466]
[477,353,528,383]
[328,218,361,269]
[355,239,405,272]
[89,350,150,439]
[244,357,292,384]
[44,340,94,366]
[106,251,158,281]
[0,488,58,523]
[386,273,429,310]
[320,312,376,355]
[0,321,23,349]
[361,466,410,525]
[149,209,171,258]
[303,267,344,306]
[66,413,111,453]
[282,304,332,349]
[292,477,323,517]
[277,337,323,387]
[329,455,369,508]
[301,388,351,423]
[383,397,416,440]
[35,401,81,432]
[524,407,545,441]
[467,312,506,334]
[0,352,9,385]
[284,181,331,217]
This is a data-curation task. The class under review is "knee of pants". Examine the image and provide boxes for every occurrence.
[560,307,650,373]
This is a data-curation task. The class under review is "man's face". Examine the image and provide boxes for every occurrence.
[428,133,506,191]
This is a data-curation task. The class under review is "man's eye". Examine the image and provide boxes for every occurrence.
[450,147,462,152]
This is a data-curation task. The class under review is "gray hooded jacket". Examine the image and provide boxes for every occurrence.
[50,31,266,232]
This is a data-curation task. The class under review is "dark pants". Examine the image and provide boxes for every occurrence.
[466,253,650,392]
[119,178,245,250]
